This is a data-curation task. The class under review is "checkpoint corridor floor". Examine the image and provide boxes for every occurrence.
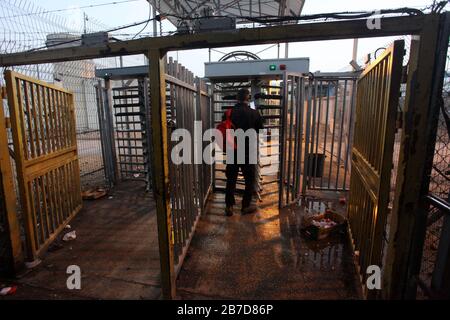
[176,192,363,300]
[0,181,161,300]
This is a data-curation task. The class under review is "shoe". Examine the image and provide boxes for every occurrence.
[225,206,234,217]
[241,205,258,215]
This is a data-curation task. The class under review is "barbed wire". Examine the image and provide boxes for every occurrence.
[0,0,141,19]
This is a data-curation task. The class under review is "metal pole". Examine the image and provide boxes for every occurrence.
[148,49,175,299]
[352,39,359,70]
[152,5,158,37]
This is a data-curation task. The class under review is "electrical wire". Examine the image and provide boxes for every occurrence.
[23,6,432,52]
[161,7,424,25]
[26,16,159,52]
[29,38,82,52]
[131,1,152,39]
[255,44,278,55]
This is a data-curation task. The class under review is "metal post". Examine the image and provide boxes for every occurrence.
[384,13,449,300]
[104,78,118,185]
[81,79,89,132]
[148,49,175,299]
[302,79,312,196]
[143,78,152,191]
[352,39,359,70]
[152,4,158,37]
[278,72,289,207]
[95,82,111,187]
[0,89,24,275]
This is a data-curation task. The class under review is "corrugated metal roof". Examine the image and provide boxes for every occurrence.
[149,0,305,25]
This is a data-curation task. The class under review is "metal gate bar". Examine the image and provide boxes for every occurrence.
[279,73,304,207]
[0,88,23,274]
[165,58,211,273]
[95,83,117,188]
[303,76,358,192]
[4,71,82,260]
[347,41,404,297]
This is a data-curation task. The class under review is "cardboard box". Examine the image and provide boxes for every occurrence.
[301,210,347,241]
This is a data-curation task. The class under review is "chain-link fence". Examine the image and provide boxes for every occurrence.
[0,0,124,190]
[418,44,450,297]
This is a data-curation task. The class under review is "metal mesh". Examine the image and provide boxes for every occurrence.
[419,44,450,291]
[0,0,121,190]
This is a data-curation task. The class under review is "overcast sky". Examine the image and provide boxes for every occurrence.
[34,0,441,76]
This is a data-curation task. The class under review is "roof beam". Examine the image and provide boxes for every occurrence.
[0,14,428,67]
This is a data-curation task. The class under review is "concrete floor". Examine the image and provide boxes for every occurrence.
[0,181,161,300]
[1,180,362,300]
[176,191,363,300]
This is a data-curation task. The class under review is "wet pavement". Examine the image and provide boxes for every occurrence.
[177,192,363,300]
[0,181,161,300]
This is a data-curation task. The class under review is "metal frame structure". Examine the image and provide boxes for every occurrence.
[348,40,405,299]
[0,87,23,275]
[304,74,358,192]
[210,80,281,202]
[3,71,82,261]
[279,71,359,207]
[0,13,448,300]
[95,59,213,281]
[149,0,306,26]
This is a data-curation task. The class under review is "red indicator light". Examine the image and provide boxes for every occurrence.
[279,64,287,70]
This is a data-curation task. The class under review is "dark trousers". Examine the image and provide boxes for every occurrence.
[225,163,256,209]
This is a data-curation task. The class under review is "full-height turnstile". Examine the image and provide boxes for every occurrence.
[206,58,358,207]
[206,58,311,204]
[211,81,283,202]
[112,79,152,188]
[95,67,153,191]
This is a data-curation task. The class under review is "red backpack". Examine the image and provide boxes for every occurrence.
[216,109,236,150]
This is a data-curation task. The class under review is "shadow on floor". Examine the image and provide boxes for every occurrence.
[176,192,363,300]
[1,181,161,300]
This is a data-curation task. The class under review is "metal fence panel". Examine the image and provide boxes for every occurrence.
[304,76,357,192]
[4,71,82,260]
[418,43,450,299]
[165,58,212,273]
[347,41,405,297]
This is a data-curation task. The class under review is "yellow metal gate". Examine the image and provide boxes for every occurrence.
[5,71,82,260]
[347,41,404,294]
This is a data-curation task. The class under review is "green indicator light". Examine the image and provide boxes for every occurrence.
[269,64,276,71]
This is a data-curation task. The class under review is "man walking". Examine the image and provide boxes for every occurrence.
[224,89,264,216]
